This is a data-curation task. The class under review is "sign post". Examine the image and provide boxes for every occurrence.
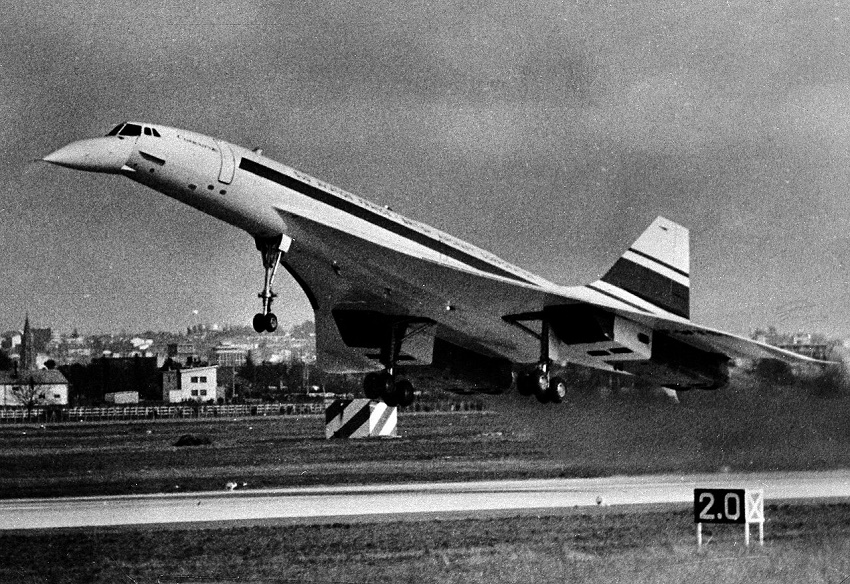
[744,489,765,546]
[694,488,764,548]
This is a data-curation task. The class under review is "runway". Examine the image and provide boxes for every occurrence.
[2,471,849,530]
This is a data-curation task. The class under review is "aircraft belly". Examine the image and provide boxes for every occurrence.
[276,214,550,370]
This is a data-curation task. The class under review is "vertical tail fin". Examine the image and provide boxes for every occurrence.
[594,217,690,319]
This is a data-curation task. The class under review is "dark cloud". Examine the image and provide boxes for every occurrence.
[3,1,850,336]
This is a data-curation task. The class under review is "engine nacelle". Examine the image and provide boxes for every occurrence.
[403,338,513,395]
[616,332,730,390]
[545,305,729,391]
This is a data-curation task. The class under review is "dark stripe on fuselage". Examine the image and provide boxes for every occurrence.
[627,247,689,278]
[601,258,689,318]
[239,158,535,285]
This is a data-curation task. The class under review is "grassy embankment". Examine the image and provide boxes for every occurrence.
[2,503,849,583]
[0,378,848,499]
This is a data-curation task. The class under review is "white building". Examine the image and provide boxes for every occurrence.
[104,391,139,404]
[0,370,69,406]
[162,365,218,403]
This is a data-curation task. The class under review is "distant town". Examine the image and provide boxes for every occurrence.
[0,316,335,408]
[0,315,846,410]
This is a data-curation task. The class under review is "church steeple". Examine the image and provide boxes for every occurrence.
[21,314,35,371]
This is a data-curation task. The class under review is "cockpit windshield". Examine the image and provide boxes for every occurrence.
[119,124,142,137]
[105,123,160,138]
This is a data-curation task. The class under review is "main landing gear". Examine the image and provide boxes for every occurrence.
[253,236,283,333]
[361,319,416,407]
[517,369,567,404]
[363,370,415,408]
[515,319,567,404]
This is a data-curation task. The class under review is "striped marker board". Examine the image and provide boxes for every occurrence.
[325,399,397,439]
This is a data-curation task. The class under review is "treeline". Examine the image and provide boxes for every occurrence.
[233,357,361,402]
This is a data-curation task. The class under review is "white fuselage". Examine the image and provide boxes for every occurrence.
[120,123,552,290]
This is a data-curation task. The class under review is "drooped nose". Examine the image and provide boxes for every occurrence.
[43,137,133,174]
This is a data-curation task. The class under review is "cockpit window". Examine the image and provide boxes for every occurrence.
[107,123,160,138]
[119,124,142,137]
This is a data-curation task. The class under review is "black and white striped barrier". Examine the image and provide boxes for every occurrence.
[325,399,398,439]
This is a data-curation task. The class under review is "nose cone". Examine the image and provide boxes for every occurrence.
[43,137,132,174]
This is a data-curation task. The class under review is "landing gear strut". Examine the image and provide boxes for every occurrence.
[515,319,567,404]
[361,319,418,407]
[253,235,283,333]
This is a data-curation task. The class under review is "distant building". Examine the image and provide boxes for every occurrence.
[162,365,218,403]
[127,337,154,357]
[212,344,247,367]
[777,343,830,361]
[64,345,93,362]
[0,317,68,406]
[20,316,36,371]
[0,370,69,406]
[104,391,139,404]
[30,327,53,354]
[1,331,21,350]
[167,342,197,366]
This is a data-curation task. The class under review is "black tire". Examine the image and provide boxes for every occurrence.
[396,379,415,407]
[516,372,535,396]
[380,375,399,407]
[252,313,265,333]
[534,371,549,393]
[532,370,550,403]
[547,376,567,404]
[265,313,278,333]
[383,391,399,407]
[363,372,383,399]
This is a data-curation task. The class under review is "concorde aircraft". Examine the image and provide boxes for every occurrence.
[43,121,824,406]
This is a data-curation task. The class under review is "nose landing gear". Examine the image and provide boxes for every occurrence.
[253,236,283,333]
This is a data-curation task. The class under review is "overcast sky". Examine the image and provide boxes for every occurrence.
[2,1,850,337]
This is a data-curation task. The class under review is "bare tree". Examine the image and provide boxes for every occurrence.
[10,376,42,419]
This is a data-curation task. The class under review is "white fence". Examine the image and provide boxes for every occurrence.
[0,398,485,424]
[0,402,326,423]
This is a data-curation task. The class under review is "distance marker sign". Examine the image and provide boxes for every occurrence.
[694,488,746,524]
[694,488,765,547]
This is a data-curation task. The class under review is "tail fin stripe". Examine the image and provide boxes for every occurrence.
[592,216,691,320]
[626,247,689,278]
[622,250,689,287]
[601,258,690,318]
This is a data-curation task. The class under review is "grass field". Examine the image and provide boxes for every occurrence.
[1,383,849,499]
[2,384,849,582]
[2,503,850,583]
